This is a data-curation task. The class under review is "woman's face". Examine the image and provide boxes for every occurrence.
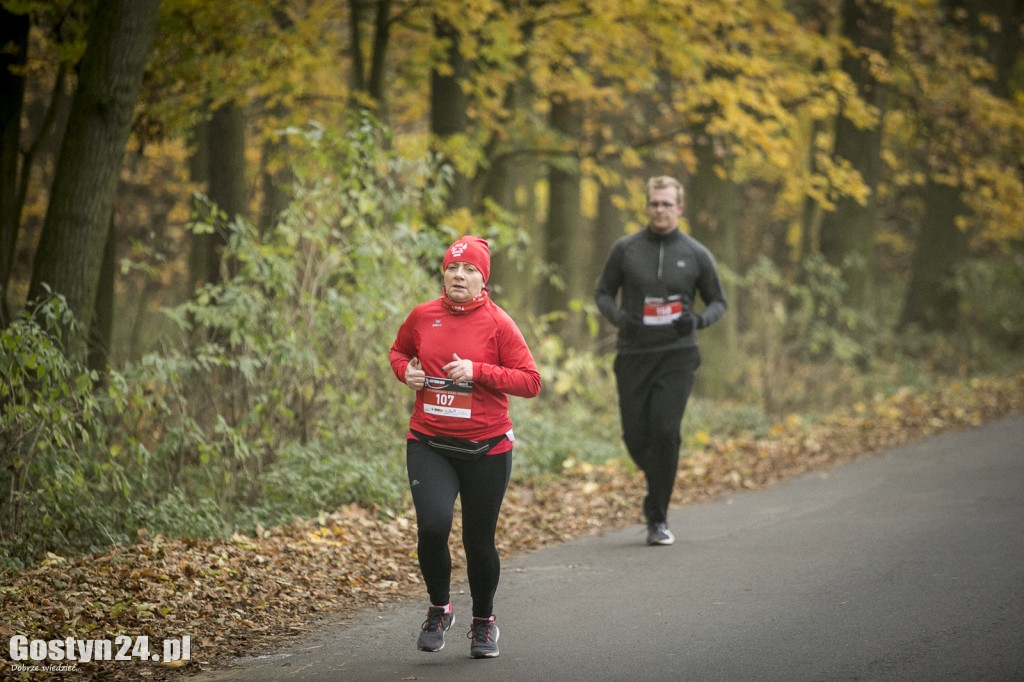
[444,261,485,302]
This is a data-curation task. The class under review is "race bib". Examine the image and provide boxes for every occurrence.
[643,295,683,326]
[423,376,474,419]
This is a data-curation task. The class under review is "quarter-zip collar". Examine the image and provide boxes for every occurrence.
[645,225,680,280]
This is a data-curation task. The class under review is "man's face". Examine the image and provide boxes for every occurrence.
[646,187,683,234]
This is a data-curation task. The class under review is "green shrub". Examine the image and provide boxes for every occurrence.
[731,255,880,414]
[0,295,117,568]
[0,118,450,568]
[102,120,446,535]
[955,255,1024,348]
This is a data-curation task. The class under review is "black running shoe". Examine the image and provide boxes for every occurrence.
[417,606,453,652]
[646,522,675,546]
[467,616,500,658]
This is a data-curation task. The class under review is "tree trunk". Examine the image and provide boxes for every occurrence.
[190,102,246,288]
[206,102,246,276]
[480,15,541,318]
[367,0,393,109]
[187,119,210,294]
[0,7,30,327]
[819,0,893,309]
[346,0,393,116]
[797,13,831,263]
[480,140,540,312]
[898,180,968,331]
[347,0,367,94]
[258,132,292,238]
[430,15,470,210]
[26,0,162,361]
[88,215,117,372]
[689,132,740,399]
[543,96,589,343]
[258,5,297,237]
[594,163,627,352]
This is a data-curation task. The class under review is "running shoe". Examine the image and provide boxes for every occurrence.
[417,605,453,652]
[646,522,675,546]
[467,616,500,658]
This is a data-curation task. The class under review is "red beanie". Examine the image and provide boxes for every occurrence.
[443,236,490,283]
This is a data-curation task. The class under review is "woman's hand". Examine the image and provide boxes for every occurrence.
[443,353,473,383]
[405,357,425,391]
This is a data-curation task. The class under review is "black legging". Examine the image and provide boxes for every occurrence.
[614,347,700,525]
[407,439,512,619]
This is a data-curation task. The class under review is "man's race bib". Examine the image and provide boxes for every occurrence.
[423,376,474,419]
[643,295,683,326]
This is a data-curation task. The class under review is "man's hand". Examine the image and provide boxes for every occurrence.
[619,312,643,335]
[673,313,702,336]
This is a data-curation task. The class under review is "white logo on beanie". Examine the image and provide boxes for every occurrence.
[451,242,467,258]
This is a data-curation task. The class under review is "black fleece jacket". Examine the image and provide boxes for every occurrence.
[595,227,727,354]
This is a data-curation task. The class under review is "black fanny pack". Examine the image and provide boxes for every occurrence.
[413,430,506,461]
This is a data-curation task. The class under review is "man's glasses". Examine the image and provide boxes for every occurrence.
[647,201,675,209]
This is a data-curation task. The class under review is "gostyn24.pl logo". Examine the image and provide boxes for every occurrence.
[9,634,191,666]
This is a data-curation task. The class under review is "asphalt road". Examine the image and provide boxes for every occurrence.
[196,415,1024,682]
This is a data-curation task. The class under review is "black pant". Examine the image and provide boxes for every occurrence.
[614,347,700,525]
[406,439,512,618]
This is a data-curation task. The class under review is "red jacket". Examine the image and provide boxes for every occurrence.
[390,295,541,445]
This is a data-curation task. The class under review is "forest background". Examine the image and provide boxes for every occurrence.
[1,0,1022,572]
